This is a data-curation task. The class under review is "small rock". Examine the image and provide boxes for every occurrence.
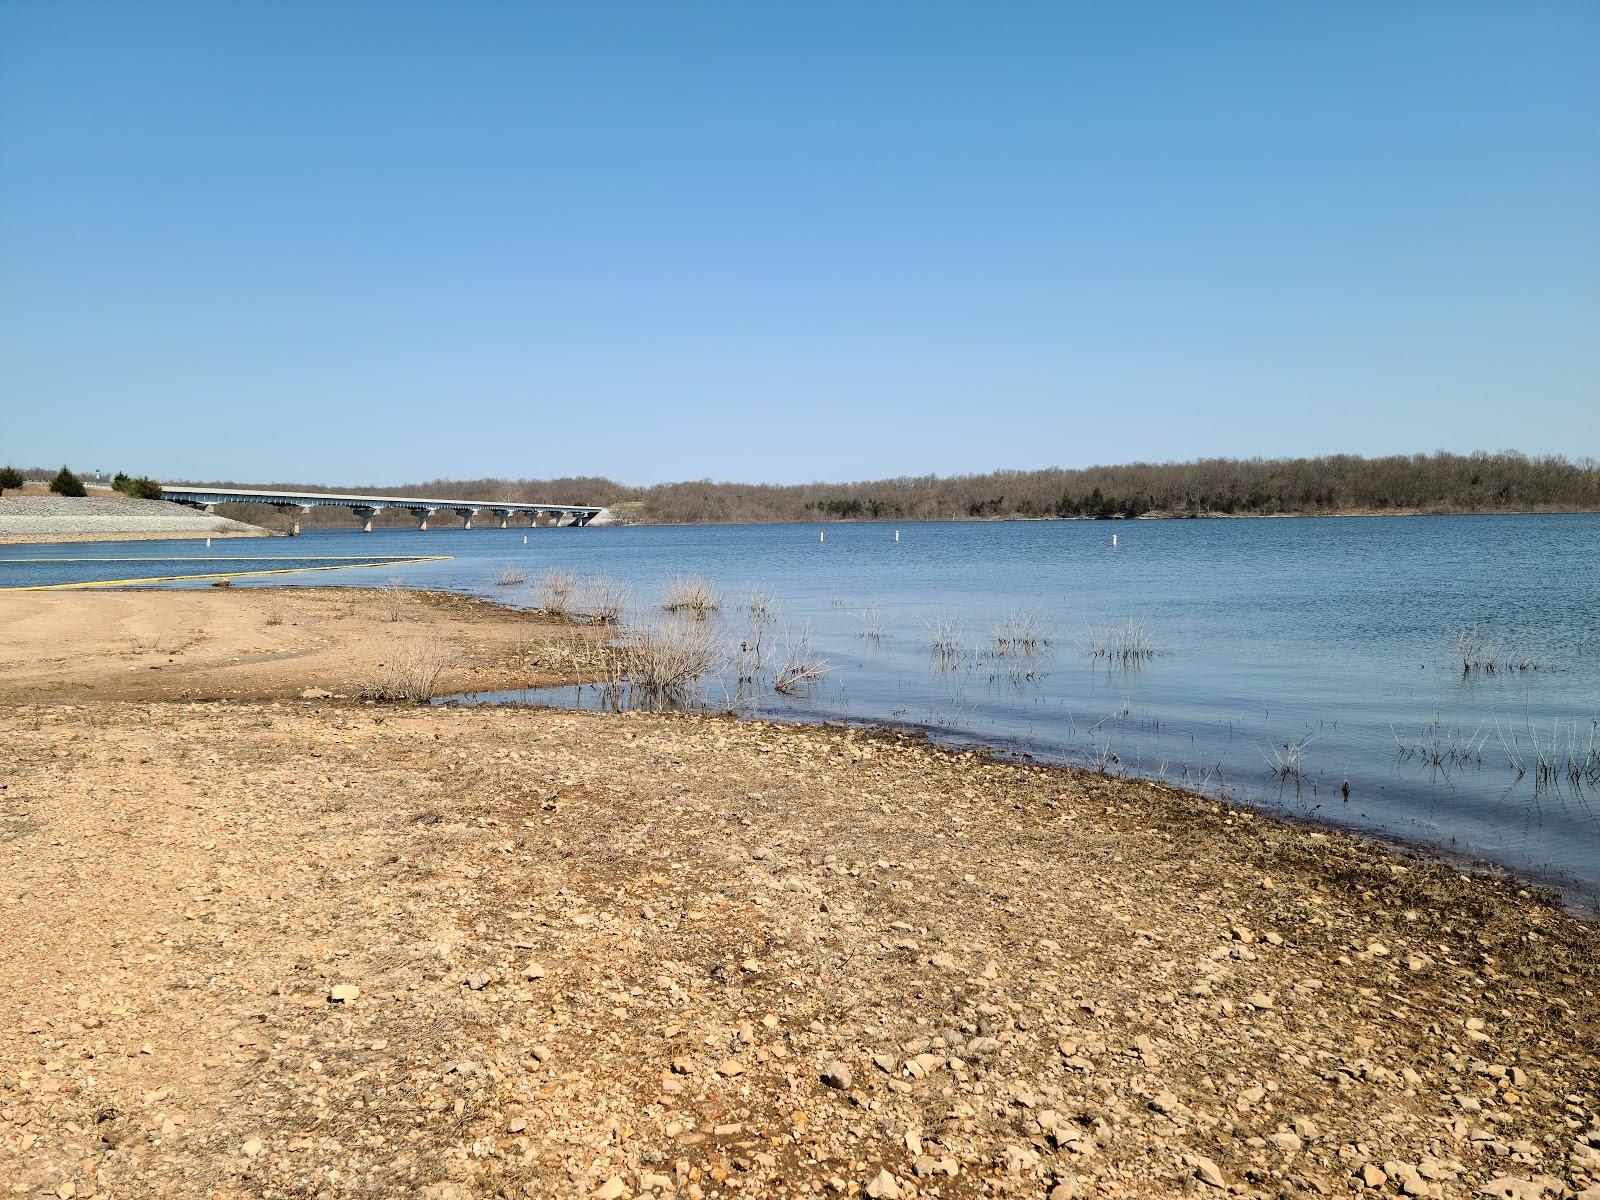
[299,688,333,699]
[821,1060,853,1090]
[1191,1154,1226,1188]
[328,984,360,1003]
[242,1138,263,1158]
[865,1168,902,1199]
[594,1177,627,1200]
[522,962,547,980]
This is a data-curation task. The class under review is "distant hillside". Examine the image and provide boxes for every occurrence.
[174,451,1599,528]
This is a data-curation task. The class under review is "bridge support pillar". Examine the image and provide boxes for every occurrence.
[351,505,384,533]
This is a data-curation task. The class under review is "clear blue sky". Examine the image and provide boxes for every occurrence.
[2,1,1596,486]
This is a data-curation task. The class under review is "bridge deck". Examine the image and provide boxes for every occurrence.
[159,486,601,514]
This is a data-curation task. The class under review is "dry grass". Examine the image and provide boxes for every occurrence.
[855,602,889,641]
[358,637,453,703]
[1262,734,1314,781]
[378,579,408,623]
[991,608,1050,656]
[536,569,578,617]
[610,619,727,696]
[1456,628,1537,673]
[661,575,722,619]
[1392,718,1488,770]
[1085,616,1156,665]
[923,613,966,663]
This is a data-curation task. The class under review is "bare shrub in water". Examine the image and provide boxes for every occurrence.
[581,575,629,625]
[661,575,722,618]
[536,569,578,617]
[773,624,830,694]
[498,567,526,587]
[739,587,775,623]
[1085,616,1155,665]
[610,619,727,696]
[360,638,452,703]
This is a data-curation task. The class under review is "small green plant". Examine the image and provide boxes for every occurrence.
[0,466,23,494]
[49,466,87,497]
[112,472,165,500]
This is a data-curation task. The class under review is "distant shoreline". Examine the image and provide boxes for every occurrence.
[606,504,1600,527]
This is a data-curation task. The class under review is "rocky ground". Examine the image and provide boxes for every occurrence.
[0,494,269,543]
[0,595,1597,1200]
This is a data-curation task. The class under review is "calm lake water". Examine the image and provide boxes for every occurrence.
[6,515,1599,908]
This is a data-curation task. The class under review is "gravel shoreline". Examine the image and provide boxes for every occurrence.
[0,493,272,543]
[0,591,1595,1199]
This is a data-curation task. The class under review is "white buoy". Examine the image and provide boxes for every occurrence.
[895,529,900,542]
[205,537,211,548]
[1111,533,1117,547]
[523,535,528,545]
[819,530,825,543]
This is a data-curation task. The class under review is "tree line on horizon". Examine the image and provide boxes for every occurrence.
[171,451,1600,527]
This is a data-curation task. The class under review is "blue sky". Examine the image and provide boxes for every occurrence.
[2,1,1596,485]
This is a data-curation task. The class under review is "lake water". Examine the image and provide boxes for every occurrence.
[5,515,1598,908]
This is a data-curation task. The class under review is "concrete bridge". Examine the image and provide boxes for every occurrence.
[160,485,607,534]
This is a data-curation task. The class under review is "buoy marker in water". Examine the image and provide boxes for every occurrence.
[523,535,528,545]
[819,530,825,543]
[895,529,900,542]
[205,537,211,548]
[1111,533,1117,548]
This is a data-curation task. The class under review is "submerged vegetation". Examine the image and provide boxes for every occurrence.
[661,575,722,618]
[1456,628,1538,674]
[1084,617,1157,665]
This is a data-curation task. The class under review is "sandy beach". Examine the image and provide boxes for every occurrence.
[1,590,1596,1200]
